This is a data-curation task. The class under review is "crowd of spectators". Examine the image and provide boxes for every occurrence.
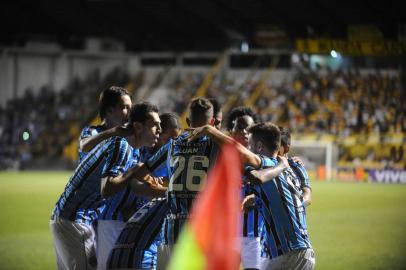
[204,64,405,167]
[0,67,129,169]
[258,68,404,136]
[0,60,404,170]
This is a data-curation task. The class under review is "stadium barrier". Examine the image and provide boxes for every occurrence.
[335,167,406,184]
[368,169,406,184]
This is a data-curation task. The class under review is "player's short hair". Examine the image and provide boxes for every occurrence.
[248,122,281,154]
[129,102,159,124]
[279,126,291,147]
[208,98,222,117]
[189,97,213,125]
[160,113,180,133]
[226,106,258,131]
[99,86,130,120]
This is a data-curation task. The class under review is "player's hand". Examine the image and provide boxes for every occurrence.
[241,194,256,212]
[244,170,263,185]
[115,123,133,137]
[144,175,159,185]
[160,177,169,187]
[292,156,304,166]
[277,155,290,169]
[185,125,210,142]
[147,177,167,191]
[149,176,164,187]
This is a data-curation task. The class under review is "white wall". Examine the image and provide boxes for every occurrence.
[17,55,53,96]
[0,52,15,104]
[0,48,140,107]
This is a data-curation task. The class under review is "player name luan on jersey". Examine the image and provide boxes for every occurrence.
[174,141,210,155]
[177,147,200,154]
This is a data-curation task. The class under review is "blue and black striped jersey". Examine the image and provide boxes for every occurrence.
[140,146,168,178]
[288,158,311,191]
[78,125,104,162]
[52,136,134,225]
[145,131,219,244]
[99,148,148,222]
[242,183,263,238]
[254,155,312,259]
[106,198,168,269]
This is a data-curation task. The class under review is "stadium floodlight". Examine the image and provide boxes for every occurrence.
[291,53,300,63]
[22,131,30,141]
[241,41,249,53]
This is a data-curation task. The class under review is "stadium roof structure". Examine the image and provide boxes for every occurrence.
[1,0,405,51]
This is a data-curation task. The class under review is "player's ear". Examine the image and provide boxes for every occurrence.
[284,144,290,154]
[209,117,215,126]
[257,141,264,153]
[186,118,191,127]
[277,144,284,155]
[105,107,114,117]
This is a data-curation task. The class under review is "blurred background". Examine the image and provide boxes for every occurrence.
[0,0,405,269]
[0,0,405,180]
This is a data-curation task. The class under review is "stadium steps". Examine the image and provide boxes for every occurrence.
[178,51,228,128]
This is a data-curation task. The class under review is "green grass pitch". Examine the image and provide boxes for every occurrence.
[0,171,406,269]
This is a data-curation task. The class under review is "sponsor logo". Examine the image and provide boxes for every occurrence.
[368,170,406,184]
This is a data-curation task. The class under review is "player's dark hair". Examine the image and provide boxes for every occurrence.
[248,122,281,154]
[279,126,291,147]
[129,102,159,124]
[99,86,130,120]
[160,113,180,133]
[189,97,213,126]
[226,106,258,131]
[208,98,222,117]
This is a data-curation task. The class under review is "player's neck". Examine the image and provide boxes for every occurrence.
[103,120,115,130]
[131,135,144,149]
[259,149,277,158]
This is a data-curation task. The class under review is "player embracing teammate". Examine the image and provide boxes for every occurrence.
[50,92,315,270]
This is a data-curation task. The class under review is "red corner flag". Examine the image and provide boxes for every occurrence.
[168,143,242,270]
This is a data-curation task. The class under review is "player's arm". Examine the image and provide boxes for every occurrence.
[128,142,171,198]
[245,156,289,184]
[241,194,256,213]
[101,164,166,198]
[289,158,312,207]
[302,187,312,207]
[188,125,261,168]
[129,163,167,197]
[100,137,166,198]
[80,125,132,153]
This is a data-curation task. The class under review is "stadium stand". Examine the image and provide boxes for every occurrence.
[0,50,404,179]
[0,67,129,169]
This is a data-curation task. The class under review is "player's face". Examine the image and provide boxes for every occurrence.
[158,126,181,147]
[248,134,257,153]
[278,145,285,156]
[231,115,254,147]
[248,134,264,154]
[214,111,223,130]
[110,95,132,126]
[166,127,182,140]
[140,112,162,147]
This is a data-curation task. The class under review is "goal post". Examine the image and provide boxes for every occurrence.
[290,140,338,180]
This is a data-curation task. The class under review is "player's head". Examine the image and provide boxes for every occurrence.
[226,106,258,147]
[208,98,223,130]
[129,102,161,147]
[278,127,291,155]
[186,97,214,128]
[157,113,181,147]
[248,122,281,156]
[99,86,132,127]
